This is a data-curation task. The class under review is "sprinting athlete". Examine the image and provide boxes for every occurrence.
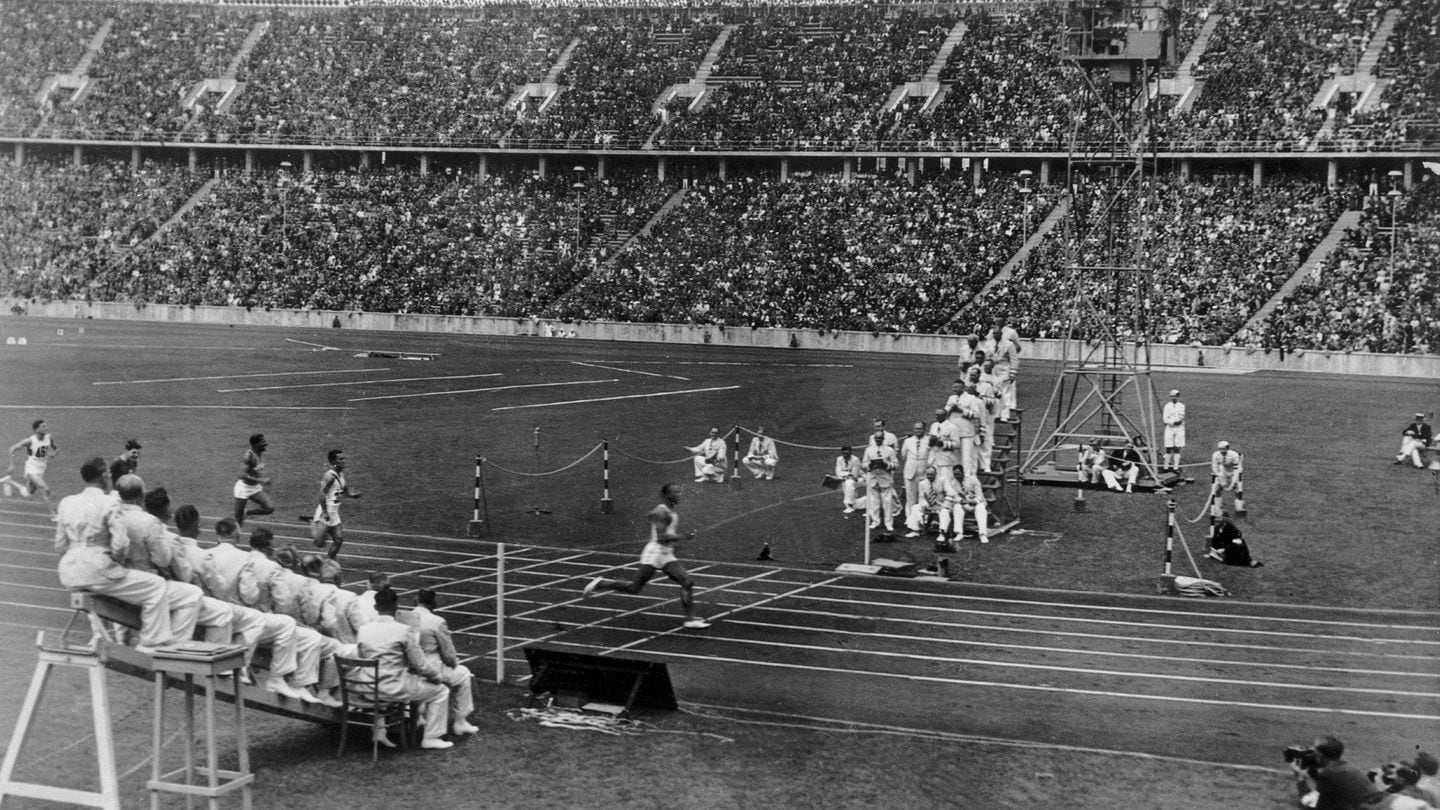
[2,419,57,515]
[233,433,274,526]
[582,483,710,629]
[311,449,361,560]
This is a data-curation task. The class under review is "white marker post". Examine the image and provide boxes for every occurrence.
[495,541,505,684]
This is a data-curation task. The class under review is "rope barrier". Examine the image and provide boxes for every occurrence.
[734,424,852,452]
[610,446,695,465]
[481,442,603,477]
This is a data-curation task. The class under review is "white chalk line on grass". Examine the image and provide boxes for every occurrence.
[94,368,389,385]
[570,360,689,381]
[284,337,339,350]
[0,404,355,411]
[678,701,1289,775]
[218,372,502,393]
[576,360,855,368]
[493,384,741,412]
[541,642,1440,723]
[434,551,601,617]
[349,378,618,403]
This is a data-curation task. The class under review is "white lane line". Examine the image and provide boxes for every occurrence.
[0,601,70,614]
[445,555,641,620]
[218,372,502,393]
[813,586,1440,636]
[499,565,751,652]
[349,379,618,403]
[605,575,841,654]
[94,368,390,385]
[0,405,355,411]
[285,337,339,350]
[492,385,740,412]
[569,360,689,381]
[0,579,67,593]
[539,644,1440,723]
[788,593,1440,647]
[715,617,1440,681]
[753,604,1440,664]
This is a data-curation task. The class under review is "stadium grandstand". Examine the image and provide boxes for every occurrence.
[0,0,1437,352]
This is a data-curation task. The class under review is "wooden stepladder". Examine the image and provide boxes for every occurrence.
[0,631,123,809]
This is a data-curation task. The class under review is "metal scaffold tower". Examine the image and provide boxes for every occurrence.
[1020,0,1183,493]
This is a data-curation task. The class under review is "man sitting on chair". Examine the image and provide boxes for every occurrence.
[354,586,455,750]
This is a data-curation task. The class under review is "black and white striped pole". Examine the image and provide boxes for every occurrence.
[1158,498,1176,593]
[730,425,742,489]
[468,455,487,537]
[600,439,613,514]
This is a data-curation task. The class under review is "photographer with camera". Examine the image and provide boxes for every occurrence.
[1288,735,1380,809]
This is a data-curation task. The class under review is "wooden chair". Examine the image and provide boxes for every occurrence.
[334,656,414,763]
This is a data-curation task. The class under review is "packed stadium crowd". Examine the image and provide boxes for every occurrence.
[1,0,1435,150]
[1248,177,1440,354]
[974,176,1352,345]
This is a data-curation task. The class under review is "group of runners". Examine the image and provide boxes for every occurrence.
[2,421,361,559]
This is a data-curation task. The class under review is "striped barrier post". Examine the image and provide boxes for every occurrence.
[1234,457,1246,516]
[468,455,486,537]
[1158,498,1176,593]
[600,439,613,514]
[730,426,742,489]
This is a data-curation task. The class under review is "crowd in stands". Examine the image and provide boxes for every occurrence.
[973,175,1348,345]
[656,9,954,149]
[87,167,673,314]
[2,0,1434,150]
[5,155,1438,355]
[510,17,720,146]
[549,171,1050,333]
[0,160,205,300]
[1249,176,1439,354]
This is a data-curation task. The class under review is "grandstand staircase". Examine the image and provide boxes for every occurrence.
[882,21,966,115]
[33,17,114,113]
[948,198,1069,319]
[179,19,270,131]
[506,37,582,122]
[649,23,737,138]
[1155,10,1220,114]
[1236,208,1363,337]
[600,187,686,267]
[1309,9,1400,144]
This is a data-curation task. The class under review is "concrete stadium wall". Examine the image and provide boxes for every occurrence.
[5,298,1437,379]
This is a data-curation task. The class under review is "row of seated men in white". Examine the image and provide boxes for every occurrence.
[53,458,475,750]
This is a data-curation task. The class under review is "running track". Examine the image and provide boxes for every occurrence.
[3,500,1436,769]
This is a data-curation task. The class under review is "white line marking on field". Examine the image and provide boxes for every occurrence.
[546,644,1440,723]
[570,360,689,381]
[219,373,502,393]
[0,405,355,411]
[606,575,842,654]
[348,378,618,403]
[285,337,340,350]
[576,360,855,368]
[492,385,741,412]
[94,368,390,385]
